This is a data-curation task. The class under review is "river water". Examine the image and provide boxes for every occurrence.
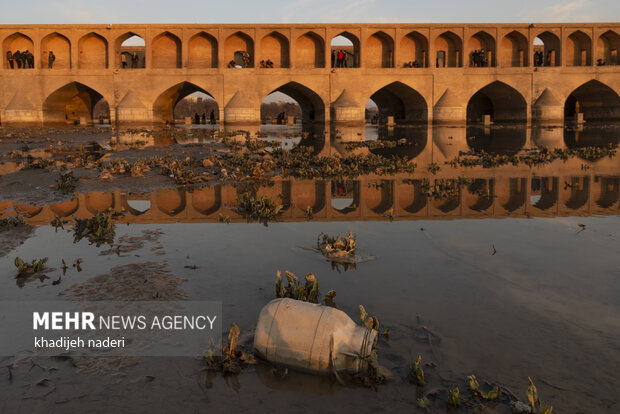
[0,123,619,413]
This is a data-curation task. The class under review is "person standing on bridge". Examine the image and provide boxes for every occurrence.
[209,109,215,124]
[48,51,55,69]
[331,50,336,68]
[14,50,22,69]
[6,51,14,69]
[26,50,34,68]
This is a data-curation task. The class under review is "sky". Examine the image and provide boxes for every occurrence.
[1,0,619,24]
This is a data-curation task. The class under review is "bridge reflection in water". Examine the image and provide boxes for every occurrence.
[2,171,618,225]
[2,122,619,224]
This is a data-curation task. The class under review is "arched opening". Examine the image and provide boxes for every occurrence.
[3,32,35,69]
[597,30,619,66]
[367,82,427,124]
[152,32,181,69]
[43,82,110,124]
[596,177,619,209]
[330,180,360,214]
[467,31,495,67]
[467,179,494,212]
[530,177,558,211]
[564,177,589,210]
[533,32,561,67]
[400,31,428,68]
[41,32,71,69]
[330,32,360,68]
[153,82,219,125]
[501,30,529,67]
[224,31,254,68]
[435,31,462,67]
[467,81,527,123]
[466,81,527,154]
[260,82,325,125]
[501,178,527,212]
[188,32,217,68]
[366,31,394,68]
[116,33,145,69]
[295,31,325,68]
[564,80,620,122]
[566,30,592,66]
[364,82,428,159]
[259,31,290,68]
[78,32,108,69]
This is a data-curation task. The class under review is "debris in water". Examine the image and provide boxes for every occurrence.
[73,258,83,272]
[72,211,117,247]
[204,322,256,376]
[14,257,48,277]
[324,289,337,307]
[467,374,500,400]
[50,216,65,231]
[56,170,76,193]
[527,377,553,414]
[359,305,380,330]
[448,387,460,407]
[235,193,283,225]
[409,354,425,386]
[275,270,322,303]
[0,214,27,230]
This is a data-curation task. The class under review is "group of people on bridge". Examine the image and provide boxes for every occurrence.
[470,49,489,67]
[6,50,35,69]
[121,52,141,68]
[534,50,554,67]
[6,50,57,69]
[331,49,352,68]
[193,110,216,125]
[259,59,274,68]
[403,60,421,68]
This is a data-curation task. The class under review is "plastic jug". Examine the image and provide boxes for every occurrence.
[253,298,377,375]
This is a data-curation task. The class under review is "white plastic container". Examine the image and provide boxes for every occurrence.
[253,298,377,375]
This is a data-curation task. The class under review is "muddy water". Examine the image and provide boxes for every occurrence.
[1,124,620,413]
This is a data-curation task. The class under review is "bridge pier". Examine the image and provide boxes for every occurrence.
[532,89,564,124]
[330,89,365,124]
[224,91,260,125]
[432,88,466,124]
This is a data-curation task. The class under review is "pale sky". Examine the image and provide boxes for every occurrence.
[1,0,619,24]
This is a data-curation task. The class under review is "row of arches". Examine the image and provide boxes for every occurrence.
[33,79,620,126]
[3,29,619,70]
[15,174,617,224]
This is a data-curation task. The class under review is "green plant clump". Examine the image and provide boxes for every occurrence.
[72,211,116,247]
[275,270,320,303]
[0,215,27,230]
[14,257,48,277]
[236,193,283,225]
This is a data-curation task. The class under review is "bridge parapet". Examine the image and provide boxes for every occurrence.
[0,23,619,126]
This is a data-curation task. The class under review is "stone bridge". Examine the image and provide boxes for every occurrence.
[1,23,620,126]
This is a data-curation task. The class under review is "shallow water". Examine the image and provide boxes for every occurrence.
[1,124,620,413]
